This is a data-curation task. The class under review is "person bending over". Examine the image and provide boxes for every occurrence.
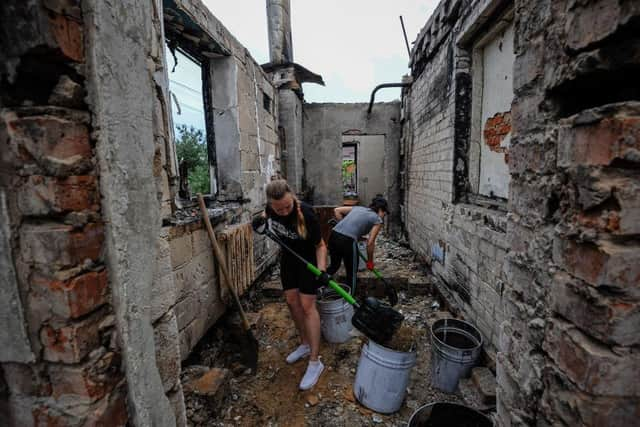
[326,196,388,294]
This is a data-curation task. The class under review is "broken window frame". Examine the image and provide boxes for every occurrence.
[164,36,218,203]
[454,2,514,211]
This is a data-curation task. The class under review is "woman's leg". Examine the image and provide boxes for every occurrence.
[284,289,308,345]
[297,275,324,390]
[326,232,343,276]
[299,293,321,361]
[343,238,357,294]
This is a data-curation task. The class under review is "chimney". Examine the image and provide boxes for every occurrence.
[266,0,293,64]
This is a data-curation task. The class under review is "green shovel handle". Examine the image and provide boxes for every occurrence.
[306,263,357,305]
[356,249,383,279]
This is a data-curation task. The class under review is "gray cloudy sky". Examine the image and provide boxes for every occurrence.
[202,1,438,103]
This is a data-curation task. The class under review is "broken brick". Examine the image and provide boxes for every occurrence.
[553,238,640,297]
[18,175,98,216]
[21,223,104,273]
[558,114,640,168]
[471,367,497,405]
[550,272,640,347]
[48,350,121,402]
[84,385,128,427]
[31,269,109,319]
[483,111,512,153]
[48,13,84,62]
[1,111,92,175]
[544,318,640,397]
[183,368,230,416]
[40,310,104,363]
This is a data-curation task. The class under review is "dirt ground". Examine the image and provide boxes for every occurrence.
[182,236,493,426]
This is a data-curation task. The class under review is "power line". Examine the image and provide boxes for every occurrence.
[169,79,203,96]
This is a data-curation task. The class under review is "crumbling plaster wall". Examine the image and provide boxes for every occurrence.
[0,0,279,425]
[303,102,402,238]
[405,0,640,426]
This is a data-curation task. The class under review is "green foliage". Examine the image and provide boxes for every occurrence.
[342,159,357,195]
[175,124,211,195]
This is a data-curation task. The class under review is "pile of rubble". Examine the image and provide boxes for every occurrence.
[180,235,496,426]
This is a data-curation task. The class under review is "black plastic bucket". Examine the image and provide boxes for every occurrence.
[408,402,492,427]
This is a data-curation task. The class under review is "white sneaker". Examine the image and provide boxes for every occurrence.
[299,360,324,390]
[286,344,310,364]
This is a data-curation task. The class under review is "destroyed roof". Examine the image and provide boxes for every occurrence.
[261,62,325,86]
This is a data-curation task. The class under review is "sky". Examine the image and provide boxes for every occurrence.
[202,1,439,103]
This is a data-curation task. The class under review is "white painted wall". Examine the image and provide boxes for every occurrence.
[478,22,514,199]
[342,134,385,205]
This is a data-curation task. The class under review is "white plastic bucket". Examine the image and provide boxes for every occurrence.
[317,285,354,343]
[353,340,417,413]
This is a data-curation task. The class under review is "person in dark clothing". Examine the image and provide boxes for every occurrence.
[261,179,327,390]
[326,196,388,294]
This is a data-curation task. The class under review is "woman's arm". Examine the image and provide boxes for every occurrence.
[366,223,382,264]
[316,239,328,271]
[334,206,352,221]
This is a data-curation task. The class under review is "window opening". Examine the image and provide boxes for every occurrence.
[263,91,272,113]
[166,45,213,196]
[342,143,357,200]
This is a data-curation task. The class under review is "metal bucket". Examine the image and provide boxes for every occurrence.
[317,284,354,343]
[408,402,493,427]
[430,318,483,393]
[353,340,417,413]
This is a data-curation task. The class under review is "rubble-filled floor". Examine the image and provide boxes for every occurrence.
[181,236,495,426]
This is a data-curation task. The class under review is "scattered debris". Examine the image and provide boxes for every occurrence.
[181,235,489,425]
[471,367,497,406]
[385,325,418,352]
[306,394,320,406]
[182,367,231,425]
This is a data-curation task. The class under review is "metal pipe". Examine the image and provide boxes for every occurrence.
[400,16,411,59]
[367,82,412,115]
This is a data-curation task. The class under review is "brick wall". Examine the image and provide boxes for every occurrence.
[1,0,280,425]
[405,0,640,425]
[0,1,127,424]
[497,0,640,425]
[402,0,509,354]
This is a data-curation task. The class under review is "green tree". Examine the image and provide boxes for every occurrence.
[175,125,210,195]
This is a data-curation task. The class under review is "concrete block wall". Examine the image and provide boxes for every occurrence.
[160,0,280,366]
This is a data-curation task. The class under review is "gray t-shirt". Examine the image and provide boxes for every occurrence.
[333,206,382,240]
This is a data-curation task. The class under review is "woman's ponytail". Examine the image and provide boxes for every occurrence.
[294,196,308,239]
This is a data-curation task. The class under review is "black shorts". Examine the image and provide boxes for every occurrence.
[280,257,320,296]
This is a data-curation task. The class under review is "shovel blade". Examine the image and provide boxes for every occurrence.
[238,330,259,375]
[352,297,403,344]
